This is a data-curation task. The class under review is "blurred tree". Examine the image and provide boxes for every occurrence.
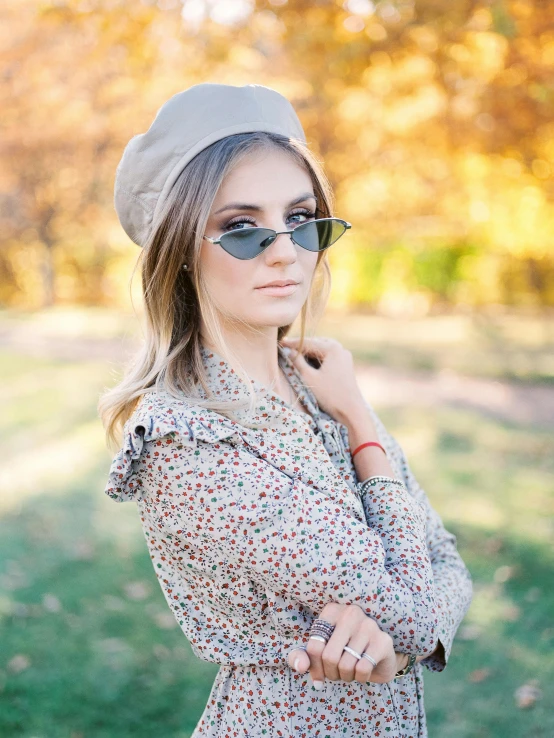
[0,0,552,309]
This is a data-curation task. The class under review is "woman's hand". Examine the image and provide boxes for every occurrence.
[280,336,366,422]
[286,603,398,687]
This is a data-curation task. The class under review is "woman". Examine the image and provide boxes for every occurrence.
[100,82,473,737]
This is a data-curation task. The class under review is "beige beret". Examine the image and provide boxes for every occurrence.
[113,82,307,247]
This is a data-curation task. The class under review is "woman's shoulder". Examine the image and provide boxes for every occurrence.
[103,389,241,504]
[129,388,240,442]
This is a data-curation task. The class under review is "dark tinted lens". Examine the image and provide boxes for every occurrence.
[292,219,347,252]
[218,228,276,260]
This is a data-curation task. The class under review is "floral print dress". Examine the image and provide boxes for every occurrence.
[104,343,473,738]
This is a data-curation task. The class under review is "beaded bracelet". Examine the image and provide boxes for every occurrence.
[358,475,407,491]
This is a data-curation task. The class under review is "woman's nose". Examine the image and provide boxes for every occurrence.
[264,230,298,261]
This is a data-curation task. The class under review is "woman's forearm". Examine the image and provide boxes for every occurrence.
[344,407,439,657]
[341,408,401,481]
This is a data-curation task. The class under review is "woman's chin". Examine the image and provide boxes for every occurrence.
[246,308,301,328]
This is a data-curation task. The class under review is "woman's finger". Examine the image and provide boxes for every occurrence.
[362,632,397,684]
[287,646,310,675]
[316,614,350,682]
[339,626,379,684]
[305,603,344,689]
[281,336,334,345]
[319,607,373,682]
[280,336,334,360]
[305,634,328,689]
[308,603,366,683]
[288,349,317,375]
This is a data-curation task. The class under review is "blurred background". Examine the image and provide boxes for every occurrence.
[0,1,553,736]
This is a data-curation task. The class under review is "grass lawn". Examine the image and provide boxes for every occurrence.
[0,307,552,737]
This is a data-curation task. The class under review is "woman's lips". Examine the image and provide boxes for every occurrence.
[256,283,298,296]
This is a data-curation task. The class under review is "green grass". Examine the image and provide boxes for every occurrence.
[0,308,552,737]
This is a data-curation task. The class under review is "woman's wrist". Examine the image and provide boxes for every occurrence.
[342,410,381,455]
[395,652,410,671]
[334,402,372,429]
[345,412,396,481]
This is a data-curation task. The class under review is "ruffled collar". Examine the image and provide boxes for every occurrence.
[104,341,325,502]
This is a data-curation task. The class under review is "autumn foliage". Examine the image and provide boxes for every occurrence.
[1,0,553,310]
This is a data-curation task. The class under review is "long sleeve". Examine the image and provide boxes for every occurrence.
[143,432,440,657]
[387,431,473,671]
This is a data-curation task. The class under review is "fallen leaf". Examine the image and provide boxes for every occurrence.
[42,593,62,613]
[502,604,521,622]
[0,569,30,591]
[153,611,178,630]
[98,638,131,653]
[7,654,31,674]
[11,602,29,618]
[468,668,492,683]
[524,587,541,603]
[153,644,171,660]
[514,682,543,709]
[96,638,135,669]
[123,581,151,601]
[483,537,503,555]
[494,565,515,583]
[103,595,126,612]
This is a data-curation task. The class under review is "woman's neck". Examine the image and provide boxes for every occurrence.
[201,331,311,417]
[201,330,284,392]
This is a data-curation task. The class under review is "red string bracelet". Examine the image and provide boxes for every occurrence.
[351,441,387,459]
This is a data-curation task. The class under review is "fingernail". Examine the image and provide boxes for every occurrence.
[313,680,324,690]
[293,657,299,671]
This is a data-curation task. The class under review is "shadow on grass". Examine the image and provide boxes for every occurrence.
[0,468,552,738]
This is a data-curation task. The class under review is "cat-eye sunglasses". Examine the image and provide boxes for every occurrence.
[202,217,352,260]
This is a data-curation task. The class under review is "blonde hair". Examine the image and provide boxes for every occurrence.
[99,131,335,452]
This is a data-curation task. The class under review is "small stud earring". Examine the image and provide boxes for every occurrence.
[182,263,189,271]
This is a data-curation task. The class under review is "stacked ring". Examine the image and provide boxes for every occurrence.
[309,618,335,644]
[311,618,335,635]
[308,636,329,643]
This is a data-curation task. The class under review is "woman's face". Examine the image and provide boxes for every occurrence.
[200,148,320,334]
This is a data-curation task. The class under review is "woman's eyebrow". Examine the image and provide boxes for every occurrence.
[213,192,316,216]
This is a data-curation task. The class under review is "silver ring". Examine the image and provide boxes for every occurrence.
[343,645,362,660]
[288,646,308,655]
[361,653,378,668]
[309,635,328,644]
